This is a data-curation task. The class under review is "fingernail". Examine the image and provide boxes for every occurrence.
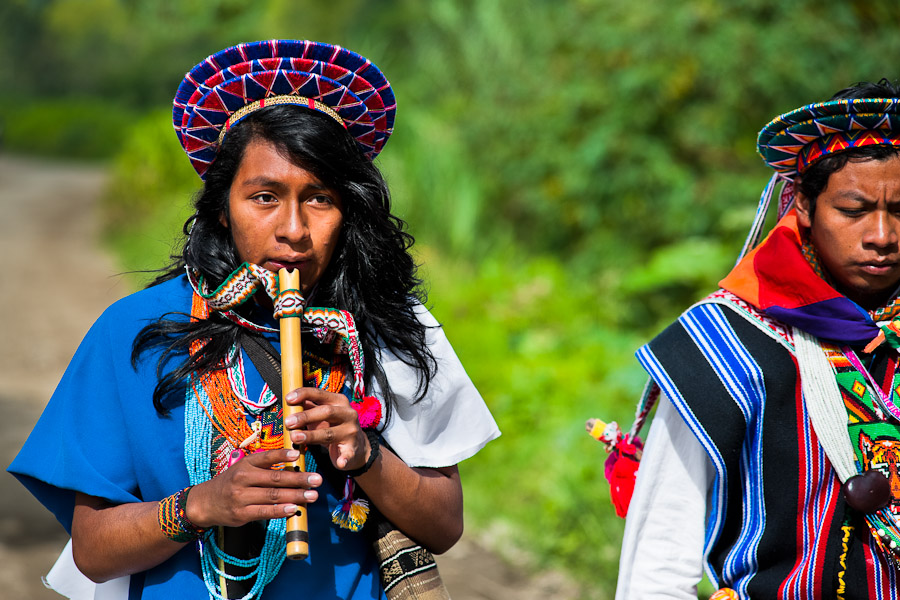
[304,490,317,501]
[308,474,322,486]
[287,450,300,459]
[293,432,306,443]
[286,390,298,401]
[284,504,298,514]
[285,415,297,427]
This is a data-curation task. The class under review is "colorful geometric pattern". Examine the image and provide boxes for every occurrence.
[757,98,900,177]
[196,263,279,310]
[187,264,368,402]
[273,289,304,319]
[823,343,900,566]
[173,40,396,179]
[798,128,900,174]
[157,486,207,543]
[207,346,351,475]
[186,293,359,600]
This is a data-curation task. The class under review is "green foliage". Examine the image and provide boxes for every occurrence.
[0,0,381,109]
[377,0,900,268]
[12,0,900,596]
[0,98,137,159]
[102,109,199,280]
[421,251,646,592]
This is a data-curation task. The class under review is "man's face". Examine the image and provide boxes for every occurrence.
[221,138,344,296]
[796,155,900,310]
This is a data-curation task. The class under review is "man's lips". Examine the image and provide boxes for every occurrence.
[267,259,306,271]
[859,261,899,275]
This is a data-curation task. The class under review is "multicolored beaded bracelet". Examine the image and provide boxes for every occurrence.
[158,486,208,543]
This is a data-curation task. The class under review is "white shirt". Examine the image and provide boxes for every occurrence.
[376,304,500,467]
[615,394,714,599]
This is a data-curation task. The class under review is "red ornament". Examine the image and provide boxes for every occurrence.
[604,435,644,518]
[351,395,382,429]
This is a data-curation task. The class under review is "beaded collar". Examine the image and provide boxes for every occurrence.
[187,264,367,402]
[184,276,379,598]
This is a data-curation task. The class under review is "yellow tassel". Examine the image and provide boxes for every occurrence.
[589,419,608,441]
[331,498,370,532]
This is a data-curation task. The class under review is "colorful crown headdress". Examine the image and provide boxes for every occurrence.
[737,98,900,260]
[757,98,900,178]
[173,40,396,179]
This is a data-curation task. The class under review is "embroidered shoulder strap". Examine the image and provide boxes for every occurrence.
[187,264,369,402]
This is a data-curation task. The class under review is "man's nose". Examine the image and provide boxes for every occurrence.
[866,210,900,248]
[276,205,309,243]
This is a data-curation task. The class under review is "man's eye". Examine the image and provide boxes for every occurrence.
[839,208,864,216]
[309,194,334,205]
[253,193,277,203]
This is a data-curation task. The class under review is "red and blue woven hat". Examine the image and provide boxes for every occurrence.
[757,98,900,178]
[173,40,396,179]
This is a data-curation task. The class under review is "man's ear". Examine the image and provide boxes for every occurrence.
[219,212,229,228]
[795,185,813,229]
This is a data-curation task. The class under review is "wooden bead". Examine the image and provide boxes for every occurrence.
[843,470,891,513]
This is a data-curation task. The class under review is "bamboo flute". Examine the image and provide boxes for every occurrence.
[278,267,309,560]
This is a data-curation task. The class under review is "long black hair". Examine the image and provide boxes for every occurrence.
[133,105,436,419]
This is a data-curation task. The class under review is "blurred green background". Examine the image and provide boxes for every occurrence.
[5,0,900,597]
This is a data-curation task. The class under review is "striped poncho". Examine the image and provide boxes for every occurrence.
[634,290,900,598]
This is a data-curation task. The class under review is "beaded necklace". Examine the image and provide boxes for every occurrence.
[186,367,286,600]
[184,265,383,599]
[188,291,349,598]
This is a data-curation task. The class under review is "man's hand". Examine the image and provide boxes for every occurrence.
[186,448,322,528]
[283,387,371,472]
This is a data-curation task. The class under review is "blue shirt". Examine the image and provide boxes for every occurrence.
[9,275,386,599]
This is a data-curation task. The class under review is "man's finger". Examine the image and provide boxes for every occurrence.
[285,404,355,429]
[243,448,301,467]
[284,387,347,406]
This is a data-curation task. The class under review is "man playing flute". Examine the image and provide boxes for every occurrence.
[10,39,499,600]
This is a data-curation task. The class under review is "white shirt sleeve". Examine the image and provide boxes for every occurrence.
[374,304,500,468]
[615,393,713,599]
[45,539,130,600]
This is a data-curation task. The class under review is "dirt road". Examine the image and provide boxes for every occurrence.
[0,154,575,599]
[0,154,127,599]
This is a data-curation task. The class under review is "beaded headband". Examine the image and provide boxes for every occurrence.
[218,95,346,145]
[757,98,900,178]
[173,40,396,179]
